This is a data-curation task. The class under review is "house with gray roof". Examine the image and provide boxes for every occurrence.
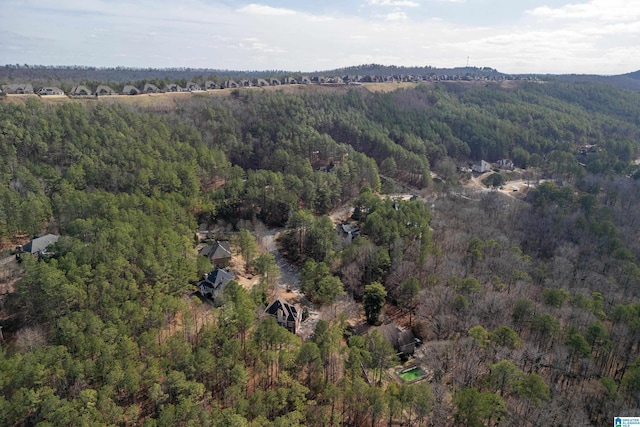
[165,84,183,92]
[122,85,140,95]
[70,85,92,96]
[265,298,301,334]
[197,268,235,300]
[204,81,218,90]
[2,83,34,94]
[185,82,201,92]
[200,240,232,266]
[472,160,491,173]
[142,83,161,93]
[378,322,418,357]
[16,234,59,260]
[95,85,116,96]
[37,87,64,96]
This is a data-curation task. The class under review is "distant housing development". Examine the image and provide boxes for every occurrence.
[1,71,536,97]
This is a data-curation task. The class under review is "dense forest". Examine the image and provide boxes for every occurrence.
[2,79,640,425]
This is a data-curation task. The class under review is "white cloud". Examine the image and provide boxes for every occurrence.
[383,11,408,20]
[528,0,640,22]
[0,0,637,74]
[367,0,420,7]
[237,4,297,16]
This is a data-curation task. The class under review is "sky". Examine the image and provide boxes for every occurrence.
[1,0,639,75]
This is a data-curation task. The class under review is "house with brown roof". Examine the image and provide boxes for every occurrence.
[265,299,301,334]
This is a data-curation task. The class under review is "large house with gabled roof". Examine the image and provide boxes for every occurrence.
[265,298,301,334]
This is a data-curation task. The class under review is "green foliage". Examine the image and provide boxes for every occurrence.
[514,373,550,405]
[366,330,398,386]
[237,228,258,272]
[468,325,490,349]
[530,313,561,339]
[283,210,336,262]
[363,282,387,325]
[4,79,640,424]
[482,172,506,188]
[355,193,431,252]
[565,328,592,359]
[454,387,506,427]
[490,326,522,349]
[512,299,535,325]
[488,360,520,396]
[300,259,344,304]
[543,288,570,308]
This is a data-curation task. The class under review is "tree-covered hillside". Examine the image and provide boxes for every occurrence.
[1,80,640,425]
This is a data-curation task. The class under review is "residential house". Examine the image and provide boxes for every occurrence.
[223,80,239,89]
[122,85,140,95]
[165,84,183,92]
[37,87,64,96]
[269,78,281,86]
[2,83,34,94]
[197,268,235,300]
[496,159,514,169]
[238,80,253,87]
[16,234,59,260]
[185,82,201,91]
[282,77,297,84]
[265,298,301,334]
[204,81,218,90]
[300,76,312,84]
[339,223,360,244]
[70,85,92,96]
[378,323,417,357]
[142,83,161,93]
[200,240,232,266]
[472,160,491,173]
[95,85,116,96]
[255,79,269,87]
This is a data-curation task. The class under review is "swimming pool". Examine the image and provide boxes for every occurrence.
[398,366,426,382]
